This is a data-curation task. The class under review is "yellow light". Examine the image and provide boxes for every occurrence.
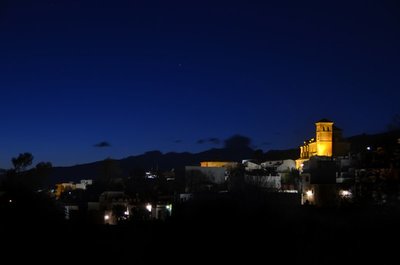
[306,190,313,197]
[104,215,110,221]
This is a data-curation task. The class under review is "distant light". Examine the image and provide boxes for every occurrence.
[146,204,152,212]
[301,163,304,167]
[340,190,352,197]
[282,190,298,193]
[124,211,129,216]
[166,204,172,213]
[306,190,313,197]
[9,199,12,203]
[104,215,110,221]
[367,146,371,151]
[145,172,157,179]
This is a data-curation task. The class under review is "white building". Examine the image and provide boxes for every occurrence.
[261,159,296,173]
[242,160,262,171]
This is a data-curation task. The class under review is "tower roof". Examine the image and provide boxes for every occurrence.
[316,118,333,123]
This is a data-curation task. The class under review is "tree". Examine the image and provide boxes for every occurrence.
[387,114,400,131]
[227,164,246,192]
[99,157,123,187]
[252,149,265,163]
[11,152,33,173]
[36,161,52,171]
[34,161,53,189]
[185,169,210,192]
[281,168,300,189]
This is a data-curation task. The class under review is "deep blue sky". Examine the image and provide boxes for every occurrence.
[1,0,399,167]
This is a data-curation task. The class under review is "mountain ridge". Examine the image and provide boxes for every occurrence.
[25,129,400,184]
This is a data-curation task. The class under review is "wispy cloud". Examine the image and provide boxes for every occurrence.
[208,137,220,145]
[197,137,221,145]
[94,141,111,148]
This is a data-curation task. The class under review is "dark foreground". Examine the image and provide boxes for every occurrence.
[1,203,399,264]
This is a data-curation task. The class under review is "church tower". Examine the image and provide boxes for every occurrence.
[296,118,349,169]
[315,119,333,157]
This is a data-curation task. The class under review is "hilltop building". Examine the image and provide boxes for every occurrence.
[296,119,350,206]
[296,119,350,169]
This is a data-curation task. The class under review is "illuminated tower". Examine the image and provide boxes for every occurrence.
[296,119,349,169]
[315,119,333,157]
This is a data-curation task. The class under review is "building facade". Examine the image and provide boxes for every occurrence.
[296,119,351,206]
[296,119,349,169]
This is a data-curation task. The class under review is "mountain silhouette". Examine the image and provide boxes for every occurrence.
[49,146,257,184]
[347,129,400,153]
[46,129,400,185]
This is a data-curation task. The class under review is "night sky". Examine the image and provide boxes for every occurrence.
[1,0,399,167]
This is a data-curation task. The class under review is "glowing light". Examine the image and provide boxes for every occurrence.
[9,199,12,203]
[367,146,371,151]
[145,171,157,179]
[124,211,129,216]
[166,204,172,213]
[104,215,110,221]
[306,190,313,197]
[146,204,152,212]
[282,190,298,193]
[340,190,352,197]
